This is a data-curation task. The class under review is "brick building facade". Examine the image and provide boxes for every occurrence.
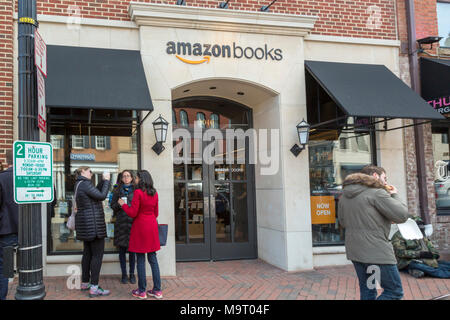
[396,0,450,252]
[1,0,448,274]
[0,0,399,168]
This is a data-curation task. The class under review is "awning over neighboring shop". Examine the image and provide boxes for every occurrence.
[46,45,153,111]
[420,57,450,117]
[305,60,445,132]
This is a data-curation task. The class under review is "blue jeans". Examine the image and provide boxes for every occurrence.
[0,234,18,300]
[136,252,161,293]
[352,261,404,300]
[408,260,450,278]
[119,247,136,277]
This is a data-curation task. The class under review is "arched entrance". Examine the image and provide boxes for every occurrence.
[172,96,257,261]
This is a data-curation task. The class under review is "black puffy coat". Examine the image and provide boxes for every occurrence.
[111,185,134,248]
[74,176,111,241]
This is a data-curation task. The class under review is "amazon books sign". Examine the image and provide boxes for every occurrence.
[167,41,283,64]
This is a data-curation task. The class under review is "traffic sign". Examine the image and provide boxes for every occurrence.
[34,29,47,77]
[37,70,46,133]
[13,141,53,204]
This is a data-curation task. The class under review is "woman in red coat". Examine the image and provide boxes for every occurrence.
[118,170,162,299]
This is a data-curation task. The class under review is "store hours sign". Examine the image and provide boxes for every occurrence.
[13,141,53,204]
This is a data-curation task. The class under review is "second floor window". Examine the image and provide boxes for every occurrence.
[437,2,450,48]
[210,114,219,129]
[96,136,106,150]
[180,110,189,128]
[196,112,206,128]
[72,135,84,149]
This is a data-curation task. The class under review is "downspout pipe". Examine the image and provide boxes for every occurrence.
[405,0,431,224]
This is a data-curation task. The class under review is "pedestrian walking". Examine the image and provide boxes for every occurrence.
[118,170,162,300]
[110,170,136,284]
[338,165,410,300]
[0,150,18,300]
[74,166,111,298]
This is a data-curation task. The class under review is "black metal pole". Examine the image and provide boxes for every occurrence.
[405,0,431,225]
[16,0,46,300]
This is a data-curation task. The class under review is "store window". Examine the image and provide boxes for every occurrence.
[437,1,450,48]
[48,108,140,254]
[432,125,450,215]
[309,118,374,246]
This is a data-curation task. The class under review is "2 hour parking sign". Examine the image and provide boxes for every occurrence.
[13,141,53,204]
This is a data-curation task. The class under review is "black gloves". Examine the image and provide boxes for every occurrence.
[419,251,434,259]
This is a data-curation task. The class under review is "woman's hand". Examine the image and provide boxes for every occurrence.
[118,198,125,206]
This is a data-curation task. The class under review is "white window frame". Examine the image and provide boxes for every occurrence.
[95,136,106,150]
[72,135,84,149]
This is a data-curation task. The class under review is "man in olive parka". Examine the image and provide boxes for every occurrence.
[338,165,411,300]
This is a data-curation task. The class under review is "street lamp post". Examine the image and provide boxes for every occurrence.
[16,0,46,300]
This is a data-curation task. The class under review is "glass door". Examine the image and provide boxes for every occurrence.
[174,133,256,261]
[207,135,256,260]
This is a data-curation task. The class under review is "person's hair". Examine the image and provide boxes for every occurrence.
[118,170,134,188]
[5,149,13,166]
[136,170,156,196]
[75,166,90,179]
[360,165,386,177]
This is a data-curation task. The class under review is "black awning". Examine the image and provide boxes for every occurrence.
[45,45,153,111]
[305,60,444,121]
[420,57,450,115]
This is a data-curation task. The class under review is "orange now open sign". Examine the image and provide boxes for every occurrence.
[310,196,336,225]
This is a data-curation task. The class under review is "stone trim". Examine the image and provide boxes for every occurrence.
[305,34,401,47]
[128,2,318,37]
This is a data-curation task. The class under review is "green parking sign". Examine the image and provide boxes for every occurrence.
[13,140,53,204]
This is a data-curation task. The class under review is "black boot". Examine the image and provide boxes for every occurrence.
[121,274,128,284]
[129,274,136,284]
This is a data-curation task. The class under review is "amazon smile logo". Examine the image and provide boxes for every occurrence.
[167,41,283,64]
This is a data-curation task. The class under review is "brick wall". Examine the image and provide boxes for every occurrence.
[20,0,398,39]
[0,0,14,169]
[397,0,449,252]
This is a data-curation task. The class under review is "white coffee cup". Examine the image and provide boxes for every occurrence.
[121,197,127,205]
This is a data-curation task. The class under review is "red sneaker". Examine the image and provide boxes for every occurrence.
[147,289,163,299]
[132,289,147,299]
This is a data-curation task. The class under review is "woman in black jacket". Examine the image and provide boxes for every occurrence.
[74,166,111,298]
[111,170,136,284]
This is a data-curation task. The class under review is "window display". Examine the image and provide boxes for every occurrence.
[49,132,138,254]
[309,127,374,246]
[432,125,450,214]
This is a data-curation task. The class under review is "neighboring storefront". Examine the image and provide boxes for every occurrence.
[421,57,450,252]
[9,3,443,276]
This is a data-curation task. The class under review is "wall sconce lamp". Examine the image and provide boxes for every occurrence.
[219,0,231,9]
[152,114,169,155]
[260,0,277,12]
[290,119,310,157]
[417,36,442,52]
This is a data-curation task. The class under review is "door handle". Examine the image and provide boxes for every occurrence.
[210,194,216,219]
[204,196,209,218]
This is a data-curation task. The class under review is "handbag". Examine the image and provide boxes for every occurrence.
[158,224,168,246]
[67,181,81,231]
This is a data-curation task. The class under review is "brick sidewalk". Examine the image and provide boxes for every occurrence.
[6,259,450,300]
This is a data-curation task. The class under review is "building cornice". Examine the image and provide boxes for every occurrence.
[128,2,318,37]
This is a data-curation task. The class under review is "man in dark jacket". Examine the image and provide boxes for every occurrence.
[0,150,18,300]
[391,216,450,278]
[338,165,410,300]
